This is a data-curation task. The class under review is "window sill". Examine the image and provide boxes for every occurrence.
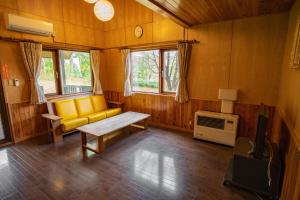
[46,92,93,101]
[132,92,176,97]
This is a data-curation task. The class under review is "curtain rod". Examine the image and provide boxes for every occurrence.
[0,36,102,51]
[0,36,36,43]
[177,39,199,44]
[116,40,199,50]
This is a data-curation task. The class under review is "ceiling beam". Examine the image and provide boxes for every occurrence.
[135,0,191,28]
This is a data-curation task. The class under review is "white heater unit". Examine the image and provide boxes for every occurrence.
[194,111,239,146]
[7,14,53,36]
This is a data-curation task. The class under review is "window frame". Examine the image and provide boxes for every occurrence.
[41,48,94,97]
[130,48,178,95]
[39,50,60,96]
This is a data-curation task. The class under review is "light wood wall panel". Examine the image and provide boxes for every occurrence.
[64,23,95,46]
[276,2,300,199]
[102,0,185,48]
[229,14,288,105]
[0,6,22,38]
[278,0,300,140]
[271,109,300,200]
[124,0,153,27]
[104,0,125,31]
[187,21,232,100]
[0,41,30,104]
[0,0,105,47]
[102,49,124,92]
[280,137,300,200]
[125,23,153,45]
[104,28,126,48]
[17,0,63,21]
[153,13,184,42]
[94,29,104,48]
[103,13,288,105]
[0,0,18,9]
[62,0,97,28]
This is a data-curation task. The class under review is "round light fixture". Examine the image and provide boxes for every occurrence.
[94,0,114,22]
[84,0,98,3]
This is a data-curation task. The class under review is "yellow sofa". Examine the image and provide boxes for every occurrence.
[42,95,121,142]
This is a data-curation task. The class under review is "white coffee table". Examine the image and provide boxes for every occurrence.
[76,111,150,154]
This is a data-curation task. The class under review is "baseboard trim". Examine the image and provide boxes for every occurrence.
[149,122,193,134]
[14,131,48,143]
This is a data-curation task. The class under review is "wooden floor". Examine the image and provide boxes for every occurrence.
[0,114,4,140]
[0,127,257,200]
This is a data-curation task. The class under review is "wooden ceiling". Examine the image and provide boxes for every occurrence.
[136,0,296,27]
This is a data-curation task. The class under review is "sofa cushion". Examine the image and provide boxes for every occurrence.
[61,118,88,132]
[106,108,121,118]
[75,97,94,117]
[90,95,107,112]
[55,99,78,121]
[86,111,106,123]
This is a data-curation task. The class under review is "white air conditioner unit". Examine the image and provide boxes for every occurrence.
[7,14,53,36]
[194,111,239,146]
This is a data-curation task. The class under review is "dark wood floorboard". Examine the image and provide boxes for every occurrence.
[0,127,258,200]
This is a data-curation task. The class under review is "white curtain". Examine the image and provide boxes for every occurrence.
[20,42,46,104]
[90,50,103,95]
[175,42,192,103]
[122,49,132,97]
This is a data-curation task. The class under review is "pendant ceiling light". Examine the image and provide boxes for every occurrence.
[93,0,114,22]
[84,0,98,3]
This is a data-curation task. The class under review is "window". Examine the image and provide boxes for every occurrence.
[39,51,57,95]
[131,49,179,93]
[59,50,92,94]
[163,50,179,93]
[39,49,93,96]
[131,50,160,93]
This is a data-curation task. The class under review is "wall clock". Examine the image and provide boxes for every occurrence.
[134,25,143,38]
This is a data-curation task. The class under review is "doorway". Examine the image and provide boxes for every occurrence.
[0,78,11,144]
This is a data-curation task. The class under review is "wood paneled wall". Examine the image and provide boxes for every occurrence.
[102,13,289,106]
[102,0,185,48]
[187,13,288,105]
[8,102,47,142]
[0,0,104,47]
[104,90,275,139]
[281,138,300,200]
[277,0,300,150]
[270,109,300,200]
[275,1,300,199]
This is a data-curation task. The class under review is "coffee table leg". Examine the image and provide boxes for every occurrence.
[81,132,87,156]
[144,118,149,129]
[97,136,105,153]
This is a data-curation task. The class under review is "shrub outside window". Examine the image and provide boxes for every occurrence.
[39,51,57,95]
[39,49,93,96]
[59,50,93,94]
[131,49,179,94]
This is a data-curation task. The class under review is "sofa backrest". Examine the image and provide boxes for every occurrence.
[50,95,108,119]
[54,99,78,121]
[75,97,94,117]
[90,95,107,112]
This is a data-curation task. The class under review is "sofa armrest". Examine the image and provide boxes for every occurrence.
[42,113,63,143]
[42,113,61,121]
[107,100,124,108]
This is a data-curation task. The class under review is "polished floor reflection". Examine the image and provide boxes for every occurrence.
[0,115,4,140]
[0,127,256,200]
